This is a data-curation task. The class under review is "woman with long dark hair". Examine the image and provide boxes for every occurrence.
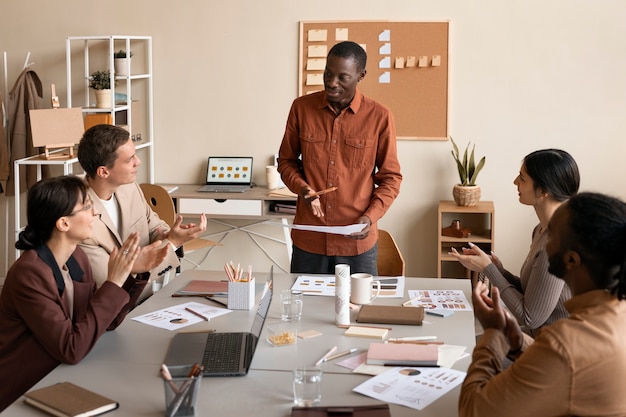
[0,175,147,411]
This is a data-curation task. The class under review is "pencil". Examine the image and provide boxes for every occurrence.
[323,348,358,362]
[304,186,338,200]
[185,307,210,321]
[315,346,337,366]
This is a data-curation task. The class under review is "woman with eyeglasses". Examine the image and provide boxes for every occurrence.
[0,175,150,411]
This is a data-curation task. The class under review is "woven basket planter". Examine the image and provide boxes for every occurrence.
[452,184,481,207]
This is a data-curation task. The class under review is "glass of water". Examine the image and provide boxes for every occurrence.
[292,367,322,407]
[281,289,303,321]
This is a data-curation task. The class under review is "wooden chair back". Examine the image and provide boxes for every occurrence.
[377,229,405,276]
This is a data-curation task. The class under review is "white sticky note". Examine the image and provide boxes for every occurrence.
[379,72,390,84]
[432,55,441,66]
[359,43,367,52]
[418,55,428,67]
[336,28,349,41]
[406,56,417,67]
[378,56,391,69]
[308,29,327,42]
[306,58,326,71]
[378,29,391,42]
[395,57,405,69]
[308,45,327,58]
[379,43,391,55]
[306,73,324,86]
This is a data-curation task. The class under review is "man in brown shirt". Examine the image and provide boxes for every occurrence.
[278,41,402,275]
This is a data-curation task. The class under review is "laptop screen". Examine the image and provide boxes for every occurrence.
[206,157,253,185]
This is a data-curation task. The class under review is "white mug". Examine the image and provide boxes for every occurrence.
[266,165,280,190]
[350,273,381,305]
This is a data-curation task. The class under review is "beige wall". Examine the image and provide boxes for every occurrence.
[2,0,626,279]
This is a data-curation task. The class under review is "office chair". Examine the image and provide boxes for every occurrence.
[377,229,405,276]
[139,183,220,269]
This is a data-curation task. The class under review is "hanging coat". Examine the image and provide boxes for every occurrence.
[6,68,44,196]
[0,90,9,193]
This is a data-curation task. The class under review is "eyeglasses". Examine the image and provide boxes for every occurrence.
[68,199,94,216]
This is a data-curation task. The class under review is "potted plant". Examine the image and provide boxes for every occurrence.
[450,137,486,206]
[89,70,114,108]
[113,49,133,76]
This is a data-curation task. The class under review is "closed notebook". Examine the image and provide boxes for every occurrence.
[23,382,118,417]
[171,280,228,297]
[356,305,424,325]
[366,342,438,366]
[292,404,391,416]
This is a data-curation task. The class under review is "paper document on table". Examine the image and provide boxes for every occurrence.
[267,222,366,235]
[291,275,336,296]
[290,275,404,298]
[131,301,231,331]
[353,366,466,410]
[406,289,473,311]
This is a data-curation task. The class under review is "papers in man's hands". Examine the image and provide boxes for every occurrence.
[353,366,465,410]
[132,301,231,330]
[267,222,367,236]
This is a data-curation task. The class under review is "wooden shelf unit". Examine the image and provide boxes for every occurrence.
[437,200,495,278]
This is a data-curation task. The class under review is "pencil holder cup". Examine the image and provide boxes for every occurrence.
[227,278,255,310]
[164,369,201,417]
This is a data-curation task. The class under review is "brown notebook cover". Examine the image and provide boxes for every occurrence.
[356,305,424,325]
[171,280,228,297]
[292,404,391,416]
[23,382,118,417]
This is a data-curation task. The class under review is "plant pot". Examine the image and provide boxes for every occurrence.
[114,58,131,75]
[94,89,112,109]
[452,184,481,207]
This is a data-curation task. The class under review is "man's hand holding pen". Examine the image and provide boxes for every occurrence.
[302,186,338,218]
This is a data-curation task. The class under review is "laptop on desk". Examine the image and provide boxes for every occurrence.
[163,267,273,377]
[197,156,253,193]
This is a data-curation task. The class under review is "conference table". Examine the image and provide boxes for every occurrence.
[7,270,475,416]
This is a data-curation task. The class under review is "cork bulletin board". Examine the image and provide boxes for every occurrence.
[299,21,449,140]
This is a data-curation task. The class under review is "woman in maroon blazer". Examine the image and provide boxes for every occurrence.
[0,176,148,411]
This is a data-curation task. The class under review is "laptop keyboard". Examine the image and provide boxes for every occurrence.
[201,333,244,373]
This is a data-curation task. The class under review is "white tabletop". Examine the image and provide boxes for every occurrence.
[6,270,475,416]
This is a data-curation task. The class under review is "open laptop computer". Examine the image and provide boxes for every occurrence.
[163,267,273,377]
[197,156,253,193]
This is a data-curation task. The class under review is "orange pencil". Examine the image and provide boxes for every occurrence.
[304,186,338,200]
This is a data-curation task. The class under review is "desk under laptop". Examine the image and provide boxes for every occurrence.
[7,270,475,417]
[167,185,297,272]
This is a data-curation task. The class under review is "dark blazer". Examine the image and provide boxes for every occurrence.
[0,245,147,411]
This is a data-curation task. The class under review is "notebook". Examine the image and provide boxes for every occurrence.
[23,382,118,417]
[163,267,273,377]
[197,156,253,193]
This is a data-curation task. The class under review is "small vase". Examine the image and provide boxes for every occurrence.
[114,58,131,76]
[94,89,112,109]
[453,184,481,207]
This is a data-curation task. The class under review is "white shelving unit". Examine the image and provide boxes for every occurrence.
[13,36,155,258]
[66,35,154,181]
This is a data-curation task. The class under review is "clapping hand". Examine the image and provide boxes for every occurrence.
[107,232,141,287]
[449,242,492,272]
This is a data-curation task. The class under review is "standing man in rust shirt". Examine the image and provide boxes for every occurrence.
[278,41,402,275]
